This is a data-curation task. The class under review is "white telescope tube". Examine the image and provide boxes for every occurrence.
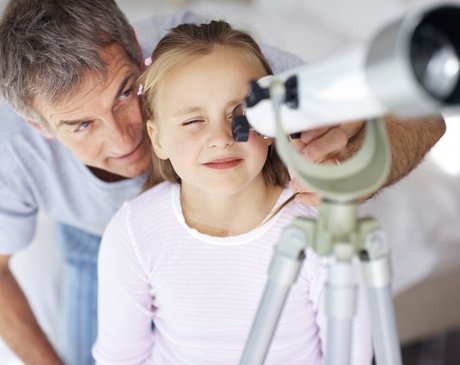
[244,2,460,137]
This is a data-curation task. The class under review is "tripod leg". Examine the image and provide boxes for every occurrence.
[239,281,292,365]
[239,225,308,365]
[361,230,403,365]
[325,261,356,365]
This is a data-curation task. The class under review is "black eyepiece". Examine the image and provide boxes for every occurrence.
[245,81,270,108]
[231,104,250,142]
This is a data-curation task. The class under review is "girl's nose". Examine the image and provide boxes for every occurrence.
[208,118,234,149]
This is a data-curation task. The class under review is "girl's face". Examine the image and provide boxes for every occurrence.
[147,47,272,197]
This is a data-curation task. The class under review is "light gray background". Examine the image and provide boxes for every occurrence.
[1,1,460,364]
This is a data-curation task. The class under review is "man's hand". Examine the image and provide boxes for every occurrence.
[287,114,446,206]
[289,121,365,163]
[288,120,365,206]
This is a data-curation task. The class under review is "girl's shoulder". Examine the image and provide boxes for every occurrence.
[107,182,179,248]
[130,181,174,204]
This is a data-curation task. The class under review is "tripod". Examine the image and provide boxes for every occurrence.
[239,80,403,365]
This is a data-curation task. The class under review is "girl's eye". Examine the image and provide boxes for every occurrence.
[182,119,204,126]
[232,104,244,117]
[74,121,90,133]
[230,104,244,121]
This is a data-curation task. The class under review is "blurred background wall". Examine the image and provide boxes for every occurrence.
[1,1,460,364]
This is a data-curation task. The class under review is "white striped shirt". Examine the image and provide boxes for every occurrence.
[94,182,372,364]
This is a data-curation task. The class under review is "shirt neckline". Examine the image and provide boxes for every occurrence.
[170,184,292,246]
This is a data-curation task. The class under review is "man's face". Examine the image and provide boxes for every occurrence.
[34,44,151,179]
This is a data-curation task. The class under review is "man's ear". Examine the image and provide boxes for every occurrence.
[26,120,54,139]
[146,120,168,160]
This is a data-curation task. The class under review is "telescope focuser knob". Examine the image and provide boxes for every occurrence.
[246,80,270,107]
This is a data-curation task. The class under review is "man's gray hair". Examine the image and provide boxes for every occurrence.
[0,0,142,123]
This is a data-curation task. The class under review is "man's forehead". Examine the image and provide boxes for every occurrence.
[35,72,103,116]
[42,72,137,123]
[33,44,141,124]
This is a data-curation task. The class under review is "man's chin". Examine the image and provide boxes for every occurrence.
[87,160,151,181]
[111,164,152,180]
[86,165,125,182]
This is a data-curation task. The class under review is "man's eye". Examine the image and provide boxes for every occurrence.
[74,121,90,132]
[120,87,133,99]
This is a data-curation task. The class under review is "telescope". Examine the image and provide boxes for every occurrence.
[232,2,460,141]
[236,3,460,365]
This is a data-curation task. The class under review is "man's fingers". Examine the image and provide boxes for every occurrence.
[299,127,330,144]
[288,179,321,207]
[287,121,366,207]
[290,127,330,149]
[294,192,321,207]
[289,121,365,161]
[340,120,365,139]
[289,178,304,193]
[319,157,341,165]
[299,127,348,162]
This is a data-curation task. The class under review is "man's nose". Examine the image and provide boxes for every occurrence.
[104,114,137,153]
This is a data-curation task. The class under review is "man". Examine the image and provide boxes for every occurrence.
[0,1,445,364]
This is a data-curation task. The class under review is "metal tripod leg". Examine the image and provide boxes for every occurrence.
[238,218,360,365]
[239,212,404,365]
[325,260,356,365]
[361,227,403,365]
[239,224,308,365]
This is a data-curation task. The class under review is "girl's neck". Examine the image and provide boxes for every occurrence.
[180,182,284,237]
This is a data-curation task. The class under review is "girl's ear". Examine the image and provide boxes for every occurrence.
[146,119,168,160]
[26,120,54,139]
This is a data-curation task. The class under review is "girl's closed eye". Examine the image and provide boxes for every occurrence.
[182,118,205,126]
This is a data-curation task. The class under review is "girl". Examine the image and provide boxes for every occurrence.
[93,21,371,364]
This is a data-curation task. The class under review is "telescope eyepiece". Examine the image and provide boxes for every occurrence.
[231,104,250,142]
[246,80,270,108]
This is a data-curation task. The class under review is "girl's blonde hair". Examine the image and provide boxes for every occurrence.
[140,20,290,190]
